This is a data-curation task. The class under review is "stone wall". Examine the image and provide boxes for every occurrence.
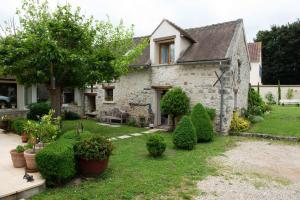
[252,85,300,102]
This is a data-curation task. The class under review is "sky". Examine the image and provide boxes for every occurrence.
[0,0,299,42]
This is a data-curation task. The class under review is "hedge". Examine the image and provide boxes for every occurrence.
[191,103,214,142]
[173,116,197,150]
[36,130,93,187]
[27,102,51,121]
[10,118,27,135]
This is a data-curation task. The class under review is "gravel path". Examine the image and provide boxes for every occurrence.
[196,141,300,200]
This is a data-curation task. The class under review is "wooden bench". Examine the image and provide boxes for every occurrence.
[279,99,300,106]
[100,108,129,124]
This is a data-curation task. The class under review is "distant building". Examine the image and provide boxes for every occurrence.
[248,42,262,85]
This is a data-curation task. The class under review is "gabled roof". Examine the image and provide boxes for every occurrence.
[248,42,261,63]
[131,19,242,66]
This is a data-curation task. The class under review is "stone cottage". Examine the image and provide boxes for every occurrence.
[92,19,250,132]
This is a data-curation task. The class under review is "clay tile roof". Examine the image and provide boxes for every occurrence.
[248,42,261,62]
[131,19,242,66]
[130,36,151,67]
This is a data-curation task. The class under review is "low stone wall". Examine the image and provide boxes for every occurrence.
[252,85,300,102]
[61,104,83,116]
[230,132,300,142]
[0,109,28,118]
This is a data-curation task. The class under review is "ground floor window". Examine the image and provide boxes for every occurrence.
[0,82,17,109]
[105,88,114,101]
[63,88,74,104]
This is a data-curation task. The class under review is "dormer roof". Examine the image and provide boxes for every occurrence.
[131,19,242,66]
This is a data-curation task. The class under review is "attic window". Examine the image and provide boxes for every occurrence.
[159,42,175,64]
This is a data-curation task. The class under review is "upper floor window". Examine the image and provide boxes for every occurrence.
[159,42,175,64]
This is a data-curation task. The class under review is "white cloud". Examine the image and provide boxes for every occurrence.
[0,0,299,41]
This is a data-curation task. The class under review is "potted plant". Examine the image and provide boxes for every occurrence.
[10,145,26,168]
[21,131,28,143]
[74,136,113,177]
[23,120,41,172]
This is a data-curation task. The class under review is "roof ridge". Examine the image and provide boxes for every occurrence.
[184,19,242,31]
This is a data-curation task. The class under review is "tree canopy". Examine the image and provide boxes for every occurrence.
[0,0,147,115]
[255,20,300,84]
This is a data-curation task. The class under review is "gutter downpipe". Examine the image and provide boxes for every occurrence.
[219,61,225,133]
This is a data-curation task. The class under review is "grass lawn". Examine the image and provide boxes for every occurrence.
[31,133,239,200]
[62,119,147,137]
[248,105,300,137]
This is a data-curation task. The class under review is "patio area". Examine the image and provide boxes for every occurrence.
[0,130,45,200]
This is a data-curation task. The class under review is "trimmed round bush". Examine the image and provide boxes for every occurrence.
[36,139,76,187]
[160,87,190,129]
[10,118,27,135]
[191,103,214,142]
[146,134,166,157]
[173,116,197,150]
[27,102,51,121]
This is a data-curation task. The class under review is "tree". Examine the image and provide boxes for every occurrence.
[0,0,147,116]
[160,87,190,130]
[190,103,213,142]
[255,20,300,84]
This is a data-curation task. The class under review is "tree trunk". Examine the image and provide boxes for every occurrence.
[49,86,62,117]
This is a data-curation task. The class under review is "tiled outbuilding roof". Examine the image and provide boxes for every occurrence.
[248,42,261,63]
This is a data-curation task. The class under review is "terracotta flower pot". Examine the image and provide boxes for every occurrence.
[24,149,38,172]
[10,150,26,168]
[78,157,109,177]
[21,132,28,143]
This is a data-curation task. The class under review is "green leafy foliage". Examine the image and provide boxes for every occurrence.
[15,145,25,153]
[191,103,214,142]
[63,111,80,120]
[248,88,266,116]
[60,130,93,141]
[172,116,197,150]
[248,115,264,124]
[127,117,137,127]
[146,134,166,157]
[27,102,51,121]
[205,107,216,121]
[265,92,276,105]
[74,136,113,160]
[230,112,250,132]
[286,88,294,99]
[0,0,147,115]
[36,139,76,187]
[255,20,300,84]
[10,118,27,135]
[160,87,190,128]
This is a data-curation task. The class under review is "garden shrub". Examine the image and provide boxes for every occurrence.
[74,136,113,160]
[146,134,166,157]
[173,116,197,150]
[63,111,80,120]
[160,87,190,130]
[230,112,250,132]
[27,102,51,120]
[191,103,214,142]
[36,139,76,187]
[248,88,265,116]
[286,88,294,99]
[10,118,27,135]
[265,92,276,105]
[127,117,136,127]
[205,107,216,121]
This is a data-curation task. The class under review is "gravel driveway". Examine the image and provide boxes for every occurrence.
[196,141,300,200]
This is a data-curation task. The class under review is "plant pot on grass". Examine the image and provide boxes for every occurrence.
[10,145,26,168]
[74,136,113,177]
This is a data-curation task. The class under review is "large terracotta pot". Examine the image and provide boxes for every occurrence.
[10,150,26,168]
[24,149,38,172]
[78,157,109,177]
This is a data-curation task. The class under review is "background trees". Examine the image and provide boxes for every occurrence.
[0,0,147,115]
[255,20,300,84]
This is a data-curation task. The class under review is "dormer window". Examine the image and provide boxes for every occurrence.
[159,42,175,64]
